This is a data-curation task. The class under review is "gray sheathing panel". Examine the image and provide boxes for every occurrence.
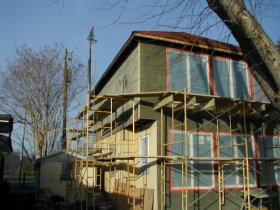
[140,43,167,93]
[99,46,139,95]
[138,42,167,122]
[98,46,140,127]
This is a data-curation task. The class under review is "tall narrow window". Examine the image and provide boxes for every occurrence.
[168,50,187,91]
[140,135,149,164]
[188,54,209,94]
[60,163,73,180]
[232,61,250,99]
[213,58,231,98]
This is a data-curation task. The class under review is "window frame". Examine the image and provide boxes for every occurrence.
[166,48,270,103]
[60,162,73,181]
[140,135,150,164]
[251,77,269,102]
[219,132,257,189]
[168,130,215,191]
[212,56,251,100]
[256,134,280,187]
[166,48,211,95]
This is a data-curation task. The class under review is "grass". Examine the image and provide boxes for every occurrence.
[4,175,36,181]
[3,175,36,189]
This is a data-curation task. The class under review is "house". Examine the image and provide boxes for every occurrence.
[0,114,13,183]
[67,31,280,210]
[35,151,82,205]
[34,150,107,208]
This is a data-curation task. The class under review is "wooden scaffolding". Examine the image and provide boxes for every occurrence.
[66,90,280,210]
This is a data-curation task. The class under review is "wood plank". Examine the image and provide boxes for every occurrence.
[143,189,154,210]
[173,96,197,111]
[192,98,215,113]
[154,94,174,110]
[114,183,154,210]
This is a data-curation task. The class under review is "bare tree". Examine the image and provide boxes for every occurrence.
[0,43,83,158]
[207,0,280,107]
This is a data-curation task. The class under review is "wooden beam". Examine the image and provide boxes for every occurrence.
[215,101,240,114]
[192,98,215,113]
[173,96,197,111]
[154,94,174,110]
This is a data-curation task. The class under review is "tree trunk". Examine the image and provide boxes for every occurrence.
[207,0,280,108]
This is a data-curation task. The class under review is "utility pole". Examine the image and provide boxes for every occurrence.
[62,49,72,150]
[85,27,97,210]
[87,27,97,99]
[18,112,26,187]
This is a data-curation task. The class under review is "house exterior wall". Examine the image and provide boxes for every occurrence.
[38,158,95,205]
[39,162,66,198]
[135,121,158,210]
[158,107,280,209]
[136,42,279,209]
[101,121,158,209]
[94,36,280,209]
[80,167,95,187]
[140,43,167,92]
[99,45,139,95]
[97,45,141,128]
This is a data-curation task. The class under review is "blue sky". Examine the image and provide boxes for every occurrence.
[1,0,280,83]
[0,0,153,81]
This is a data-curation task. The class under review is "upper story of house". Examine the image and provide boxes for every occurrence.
[95,31,268,103]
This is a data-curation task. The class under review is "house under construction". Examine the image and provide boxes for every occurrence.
[66,31,280,210]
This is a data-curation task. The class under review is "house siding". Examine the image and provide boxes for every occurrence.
[140,43,167,92]
[101,122,158,210]
[39,162,66,199]
[136,41,278,209]
[76,32,280,210]
[99,45,139,95]
[97,45,140,128]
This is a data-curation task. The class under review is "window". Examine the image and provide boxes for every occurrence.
[168,49,209,94]
[252,77,269,102]
[257,135,280,186]
[167,49,271,102]
[232,61,250,99]
[213,57,250,99]
[169,131,214,190]
[140,135,149,164]
[60,163,73,180]
[219,134,256,188]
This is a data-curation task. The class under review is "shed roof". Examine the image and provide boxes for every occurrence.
[94,31,242,94]
[34,151,79,166]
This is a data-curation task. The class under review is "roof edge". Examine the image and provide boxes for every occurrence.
[93,31,243,95]
[93,32,138,94]
[133,31,242,55]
